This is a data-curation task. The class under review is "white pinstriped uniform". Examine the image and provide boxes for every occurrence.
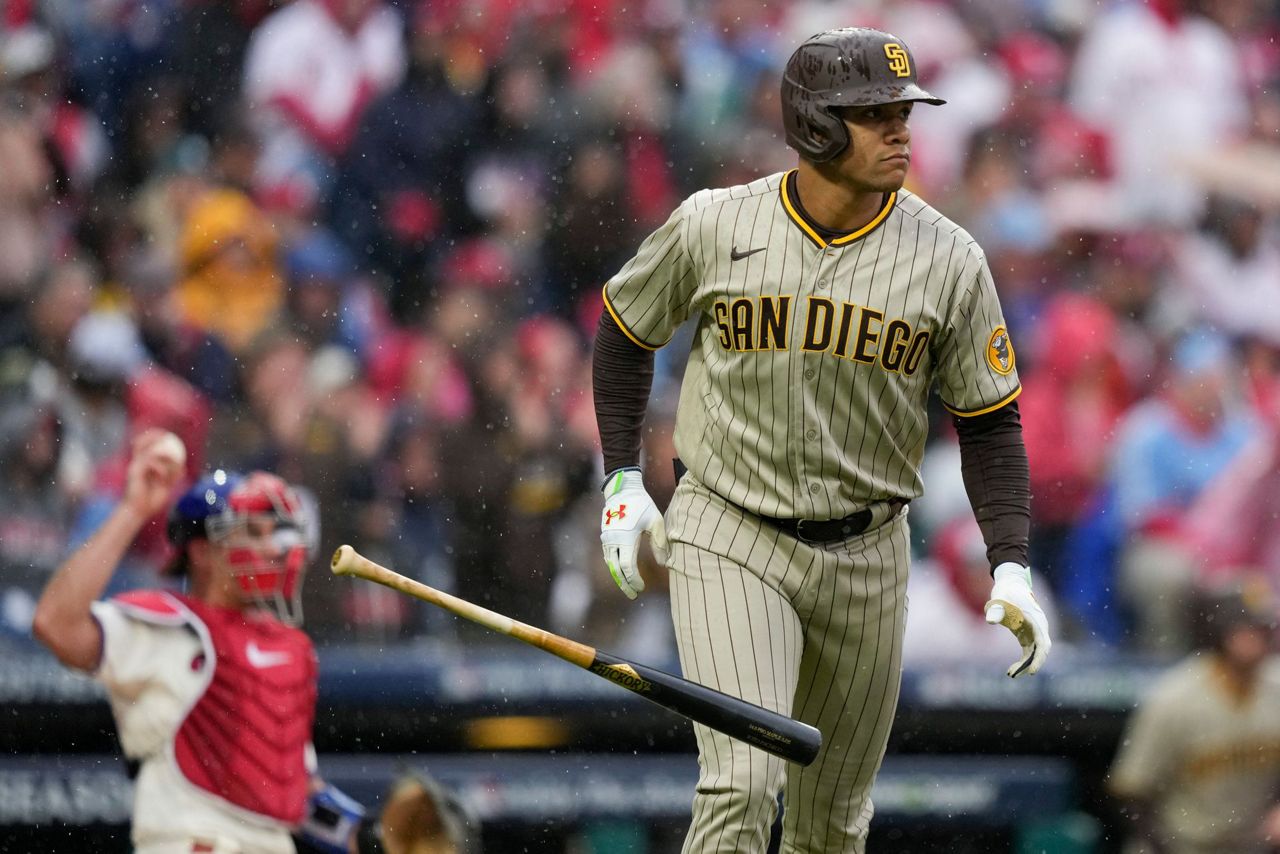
[603,170,1020,852]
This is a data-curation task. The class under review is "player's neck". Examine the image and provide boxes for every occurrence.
[189,571,248,612]
[794,162,889,235]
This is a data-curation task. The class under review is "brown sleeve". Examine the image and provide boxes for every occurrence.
[952,400,1031,571]
[593,310,655,476]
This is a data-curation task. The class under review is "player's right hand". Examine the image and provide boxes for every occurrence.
[123,429,187,519]
[600,467,668,600]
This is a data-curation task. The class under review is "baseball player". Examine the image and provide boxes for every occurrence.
[1109,588,1280,854]
[592,28,1051,852]
[33,429,356,853]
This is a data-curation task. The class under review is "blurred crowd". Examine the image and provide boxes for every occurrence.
[0,0,1278,657]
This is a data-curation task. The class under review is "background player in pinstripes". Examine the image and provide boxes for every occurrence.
[592,27,1051,853]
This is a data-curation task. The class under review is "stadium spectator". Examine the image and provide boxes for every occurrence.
[438,315,595,627]
[947,126,1054,331]
[0,23,108,197]
[1182,349,1280,598]
[243,0,405,211]
[339,414,458,640]
[1170,195,1280,346]
[121,249,240,404]
[331,2,484,318]
[21,256,97,375]
[1108,330,1259,652]
[543,138,634,325]
[578,41,682,231]
[37,0,174,139]
[0,100,55,341]
[0,385,73,640]
[169,0,276,142]
[61,311,148,476]
[282,226,374,356]
[1069,0,1249,226]
[1020,293,1133,583]
[176,187,285,353]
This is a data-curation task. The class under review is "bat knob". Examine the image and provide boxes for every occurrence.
[331,545,353,575]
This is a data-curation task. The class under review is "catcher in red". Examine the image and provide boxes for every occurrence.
[34,429,357,854]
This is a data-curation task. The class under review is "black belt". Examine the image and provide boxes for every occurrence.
[763,498,907,544]
[671,459,905,544]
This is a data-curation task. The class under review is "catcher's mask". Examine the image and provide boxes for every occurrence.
[167,470,312,624]
[781,27,945,163]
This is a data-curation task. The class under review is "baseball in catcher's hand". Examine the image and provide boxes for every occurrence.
[124,429,188,518]
[152,431,187,467]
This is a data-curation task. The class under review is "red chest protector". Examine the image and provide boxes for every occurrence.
[112,591,317,825]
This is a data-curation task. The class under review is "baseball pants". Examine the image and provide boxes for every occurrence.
[665,475,910,853]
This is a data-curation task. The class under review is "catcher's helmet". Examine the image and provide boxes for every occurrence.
[781,27,945,163]
[168,469,313,624]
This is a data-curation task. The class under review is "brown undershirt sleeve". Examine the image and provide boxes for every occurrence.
[952,400,1031,571]
[592,310,655,476]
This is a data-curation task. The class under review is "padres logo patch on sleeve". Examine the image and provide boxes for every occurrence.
[987,326,1015,375]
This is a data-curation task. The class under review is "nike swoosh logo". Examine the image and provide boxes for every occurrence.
[246,641,291,669]
[730,245,766,261]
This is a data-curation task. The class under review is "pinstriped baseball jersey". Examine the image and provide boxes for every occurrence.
[603,169,1020,521]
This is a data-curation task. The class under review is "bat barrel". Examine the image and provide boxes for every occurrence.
[592,652,821,765]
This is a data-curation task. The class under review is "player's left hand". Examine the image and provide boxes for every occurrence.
[600,467,668,600]
[984,563,1051,678]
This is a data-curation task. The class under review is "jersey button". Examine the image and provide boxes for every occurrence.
[817,279,828,289]
[804,369,815,380]
[806,429,817,440]
[809,483,821,494]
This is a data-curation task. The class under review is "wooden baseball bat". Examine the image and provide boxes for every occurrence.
[331,545,821,765]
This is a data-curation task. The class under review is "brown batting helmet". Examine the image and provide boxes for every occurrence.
[781,27,945,163]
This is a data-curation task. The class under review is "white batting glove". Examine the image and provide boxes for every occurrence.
[600,468,668,600]
[984,563,1052,678]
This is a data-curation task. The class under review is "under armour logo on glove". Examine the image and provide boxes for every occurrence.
[600,469,667,599]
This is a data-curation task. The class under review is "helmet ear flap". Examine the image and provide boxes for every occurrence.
[810,106,850,162]
[797,106,850,163]
[781,76,851,163]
